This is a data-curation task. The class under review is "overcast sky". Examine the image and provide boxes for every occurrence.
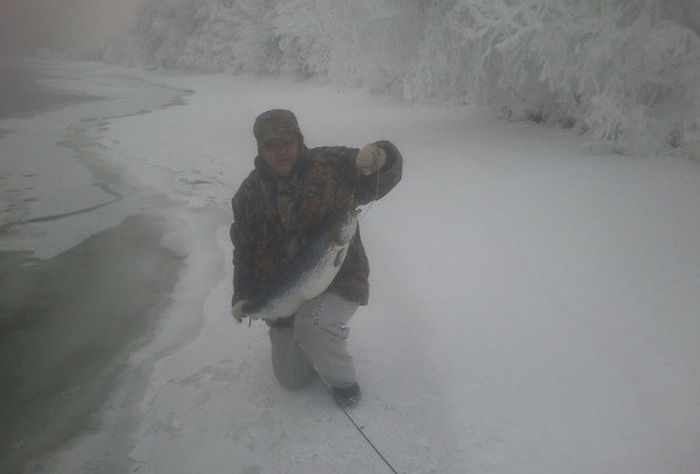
[0,0,138,55]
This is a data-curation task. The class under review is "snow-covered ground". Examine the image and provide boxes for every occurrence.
[4,61,700,473]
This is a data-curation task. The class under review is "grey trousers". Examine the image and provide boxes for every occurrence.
[269,292,358,389]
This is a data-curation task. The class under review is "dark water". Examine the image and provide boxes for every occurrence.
[0,59,190,473]
[0,57,96,120]
[0,215,183,473]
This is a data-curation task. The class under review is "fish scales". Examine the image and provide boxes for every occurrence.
[244,208,359,321]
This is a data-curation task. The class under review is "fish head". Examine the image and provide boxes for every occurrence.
[330,208,359,246]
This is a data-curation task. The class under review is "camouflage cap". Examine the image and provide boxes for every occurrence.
[253,109,304,147]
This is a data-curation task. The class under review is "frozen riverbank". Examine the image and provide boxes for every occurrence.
[0,57,96,121]
[0,60,190,257]
[0,60,196,473]
[4,61,700,473]
[0,215,182,473]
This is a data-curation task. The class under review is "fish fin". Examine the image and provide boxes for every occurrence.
[334,248,346,267]
[231,300,248,323]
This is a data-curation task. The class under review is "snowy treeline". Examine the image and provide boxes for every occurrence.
[107,0,700,157]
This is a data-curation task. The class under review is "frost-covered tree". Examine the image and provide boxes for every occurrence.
[127,0,207,68]
[117,0,700,157]
[407,0,700,154]
[178,0,282,73]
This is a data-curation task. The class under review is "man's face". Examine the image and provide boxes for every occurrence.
[260,139,300,177]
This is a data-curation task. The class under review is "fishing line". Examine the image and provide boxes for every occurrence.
[357,165,382,225]
[338,401,400,474]
[263,157,395,470]
[340,164,400,472]
[319,378,400,474]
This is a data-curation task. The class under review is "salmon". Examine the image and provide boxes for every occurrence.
[236,207,360,321]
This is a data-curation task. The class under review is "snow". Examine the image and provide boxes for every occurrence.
[115,0,700,158]
[4,61,700,473]
[0,61,188,258]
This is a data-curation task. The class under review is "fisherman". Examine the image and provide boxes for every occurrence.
[230,109,402,406]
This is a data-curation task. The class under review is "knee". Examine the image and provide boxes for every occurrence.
[271,349,316,389]
[273,368,315,390]
[269,326,316,389]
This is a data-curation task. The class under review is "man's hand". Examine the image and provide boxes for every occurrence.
[355,144,386,175]
[231,300,249,323]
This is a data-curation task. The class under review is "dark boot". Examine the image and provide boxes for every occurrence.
[332,383,361,407]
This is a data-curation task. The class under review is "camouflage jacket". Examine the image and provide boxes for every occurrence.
[230,141,402,307]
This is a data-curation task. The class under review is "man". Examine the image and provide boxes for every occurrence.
[230,109,402,406]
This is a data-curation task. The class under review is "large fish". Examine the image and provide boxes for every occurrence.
[234,207,360,322]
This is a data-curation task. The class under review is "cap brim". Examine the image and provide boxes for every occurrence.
[260,132,297,146]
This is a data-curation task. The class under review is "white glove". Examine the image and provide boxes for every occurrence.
[230,300,249,323]
[355,144,386,175]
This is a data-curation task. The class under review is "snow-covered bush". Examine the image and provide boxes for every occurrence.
[272,0,333,77]
[126,0,208,69]
[407,0,700,155]
[119,0,700,157]
[177,0,283,73]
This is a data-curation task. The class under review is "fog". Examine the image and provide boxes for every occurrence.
[0,0,137,55]
[1,2,699,472]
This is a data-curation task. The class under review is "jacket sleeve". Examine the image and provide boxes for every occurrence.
[352,140,403,205]
[230,190,257,306]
